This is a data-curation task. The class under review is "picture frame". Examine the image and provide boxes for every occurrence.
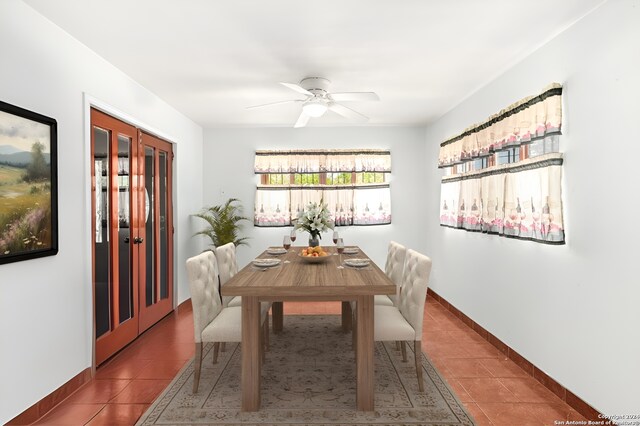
[0,100,58,265]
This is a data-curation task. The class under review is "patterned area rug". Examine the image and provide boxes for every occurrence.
[136,315,475,426]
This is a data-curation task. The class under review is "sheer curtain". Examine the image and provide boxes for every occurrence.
[438,84,566,244]
[440,154,564,243]
[438,83,563,168]
[255,149,391,173]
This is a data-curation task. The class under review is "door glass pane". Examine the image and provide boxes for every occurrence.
[145,147,155,307]
[159,151,168,299]
[117,135,133,324]
[94,127,110,338]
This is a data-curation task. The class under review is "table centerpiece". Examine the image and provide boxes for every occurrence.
[294,199,333,247]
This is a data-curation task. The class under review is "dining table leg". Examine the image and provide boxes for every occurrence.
[355,295,374,411]
[241,296,262,411]
[341,301,352,332]
[272,301,283,334]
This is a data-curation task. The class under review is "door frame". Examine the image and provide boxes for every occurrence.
[83,94,178,374]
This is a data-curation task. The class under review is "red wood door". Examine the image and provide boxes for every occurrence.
[137,131,174,332]
[91,109,139,365]
[91,109,174,364]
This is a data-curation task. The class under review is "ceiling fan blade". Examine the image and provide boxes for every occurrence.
[246,99,302,109]
[294,111,310,128]
[280,82,313,96]
[328,102,369,123]
[330,92,380,102]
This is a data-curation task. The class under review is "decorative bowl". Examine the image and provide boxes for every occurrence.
[298,253,331,263]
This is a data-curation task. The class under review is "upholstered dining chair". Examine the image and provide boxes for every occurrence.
[375,240,407,307]
[374,249,432,392]
[216,242,240,307]
[186,250,268,393]
[216,242,271,350]
[351,241,406,348]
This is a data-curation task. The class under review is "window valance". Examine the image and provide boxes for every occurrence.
[438,83,562,168]
[255,149,391,174]
[440,153,565,243]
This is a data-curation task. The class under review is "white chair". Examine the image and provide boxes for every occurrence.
[375,240,407,307]
[186,250,268,393]
[374,249,432,392]
[216,242,271,349]
[351,241,405,346]
[215,242,240,307]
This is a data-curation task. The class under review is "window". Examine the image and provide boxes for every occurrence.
[496,147,520,165]
[438,83,565,244]
[326,172,352,185]
[254,150,391,227]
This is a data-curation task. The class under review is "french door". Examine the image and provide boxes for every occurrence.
[137,131,174,332]
[91,108,174,365]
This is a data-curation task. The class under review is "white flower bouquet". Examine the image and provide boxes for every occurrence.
[294,200,334,241]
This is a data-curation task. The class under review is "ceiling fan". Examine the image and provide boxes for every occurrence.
[247,77,379,128]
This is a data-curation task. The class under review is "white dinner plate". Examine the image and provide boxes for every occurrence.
[343,247,359,254]
[267,247,288,255]
[252,258,281,268]
[343,258,370,268]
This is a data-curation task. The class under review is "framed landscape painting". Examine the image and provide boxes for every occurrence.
[0,100,58,265]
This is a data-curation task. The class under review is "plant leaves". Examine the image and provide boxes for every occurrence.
[192,198,250,248]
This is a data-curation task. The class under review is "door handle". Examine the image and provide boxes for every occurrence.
[133,237,144,244]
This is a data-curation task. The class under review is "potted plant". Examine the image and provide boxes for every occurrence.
[193,198,249,248]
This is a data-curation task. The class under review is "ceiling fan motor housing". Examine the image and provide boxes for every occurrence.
[300,77,331,98]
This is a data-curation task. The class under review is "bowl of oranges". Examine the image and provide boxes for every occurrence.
[298,246,331,263]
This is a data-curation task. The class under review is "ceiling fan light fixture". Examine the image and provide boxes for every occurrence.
[302,98,328,117]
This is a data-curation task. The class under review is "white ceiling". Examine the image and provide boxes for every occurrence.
[25,0,603,128]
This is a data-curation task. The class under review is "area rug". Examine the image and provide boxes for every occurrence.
[136,315,475,426]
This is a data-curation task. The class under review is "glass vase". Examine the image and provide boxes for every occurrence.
[308,235,320,247]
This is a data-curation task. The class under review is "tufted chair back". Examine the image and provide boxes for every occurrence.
[215,242,238,307]
[384,241,407,305]
[397,249,432,338]
[186,251,222,343]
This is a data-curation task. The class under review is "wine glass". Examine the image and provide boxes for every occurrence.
[336,237,344,269]
[289,228,297,243]
[332,230,339,255]
[283,235,292,251]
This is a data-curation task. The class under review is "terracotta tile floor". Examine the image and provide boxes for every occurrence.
[29,299,585,425]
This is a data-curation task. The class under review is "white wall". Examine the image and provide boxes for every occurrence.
[423,0,640,414]
[203,127,427,268]
[0,1,204,422]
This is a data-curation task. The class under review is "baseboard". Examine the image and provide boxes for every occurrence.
[176,297,192,314]
[6,367,92,425]
[426,288,602,422]
[8,302,190,425]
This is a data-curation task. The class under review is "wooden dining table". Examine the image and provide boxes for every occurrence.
[221,245,396,412]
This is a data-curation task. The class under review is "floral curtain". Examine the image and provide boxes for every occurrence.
[438,83,565,244]
[255,185,392,227]
[255,149,391,173]
[353,185,391,225]
[254,188,291,227]
[438,83,562,168]
[440,153,565,244]
[254,149,391,227]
